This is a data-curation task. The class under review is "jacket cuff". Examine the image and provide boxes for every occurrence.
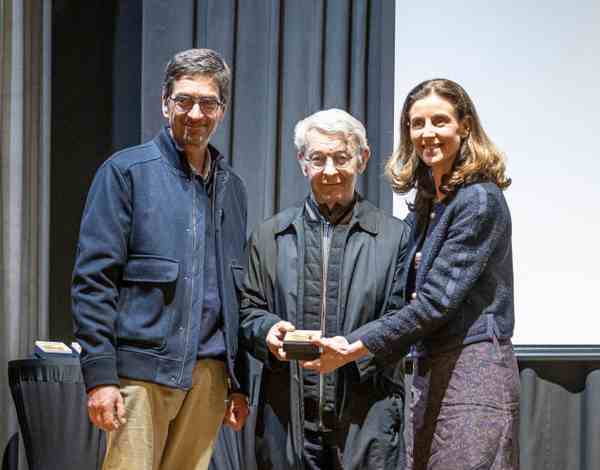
[254,315,281,366]
[80,356,119,392]
[348,322,393,359]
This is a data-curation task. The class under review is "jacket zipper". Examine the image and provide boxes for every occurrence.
[180,175,196,382]
[319,221,333,429]
[212,170,226,364]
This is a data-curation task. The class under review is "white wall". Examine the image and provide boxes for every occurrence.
[393,1,600,345]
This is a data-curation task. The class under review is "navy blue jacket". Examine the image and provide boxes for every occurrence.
[72,127,247,391]
[348,182,514,359]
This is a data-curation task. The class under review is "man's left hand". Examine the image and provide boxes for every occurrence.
[223,393,249,431]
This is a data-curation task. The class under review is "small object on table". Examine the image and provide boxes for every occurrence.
[33,340,76,359]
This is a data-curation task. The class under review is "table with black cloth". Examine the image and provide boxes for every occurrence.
[7,355,258,470]
[8,357,105,470]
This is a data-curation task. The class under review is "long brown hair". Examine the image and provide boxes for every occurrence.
[386,79,510,226]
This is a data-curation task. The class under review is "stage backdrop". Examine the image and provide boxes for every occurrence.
[142,2,396,469]
[48,0,395,344]
[47,1,395,469]
[141,0,396,228]
[392,0,600,348]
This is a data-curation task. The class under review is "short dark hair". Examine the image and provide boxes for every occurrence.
[162,48,231,108]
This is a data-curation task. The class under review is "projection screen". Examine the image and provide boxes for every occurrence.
[392,1,600,346]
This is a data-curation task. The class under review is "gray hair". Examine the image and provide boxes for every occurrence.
[294,109,369,169]
[161,48,231,108]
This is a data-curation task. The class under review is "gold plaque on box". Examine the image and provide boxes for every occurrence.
[282,330,321,360]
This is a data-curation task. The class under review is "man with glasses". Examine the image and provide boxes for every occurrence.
[239,109,409,469]
[72,48,249,470]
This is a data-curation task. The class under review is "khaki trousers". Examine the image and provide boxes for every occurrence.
[102,359,228,470]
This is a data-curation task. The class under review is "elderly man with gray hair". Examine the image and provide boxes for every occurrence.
[239,109,410,469]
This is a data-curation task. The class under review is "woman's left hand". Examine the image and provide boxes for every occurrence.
[301,336,358,374]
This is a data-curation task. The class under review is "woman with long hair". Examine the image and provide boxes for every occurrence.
[303,78,520,469]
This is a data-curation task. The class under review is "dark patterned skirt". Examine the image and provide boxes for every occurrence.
[407,340,520,470]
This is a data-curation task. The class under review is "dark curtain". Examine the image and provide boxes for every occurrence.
[139,2,395,469]
[141,0,396,232]
[519,361,600,470]
[50,0,143,343]
[49,0,394,337]
[47,2,394,469]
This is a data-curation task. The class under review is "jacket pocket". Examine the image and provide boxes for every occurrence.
[344,393,404,469]
[117,254,179,350]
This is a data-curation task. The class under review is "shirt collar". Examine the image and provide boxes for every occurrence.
[275,193,379,236]
[156,126,221,182]
[305,192,356,225]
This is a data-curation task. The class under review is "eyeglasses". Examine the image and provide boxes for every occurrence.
[305,152,355,169]
[169,95,223,116]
